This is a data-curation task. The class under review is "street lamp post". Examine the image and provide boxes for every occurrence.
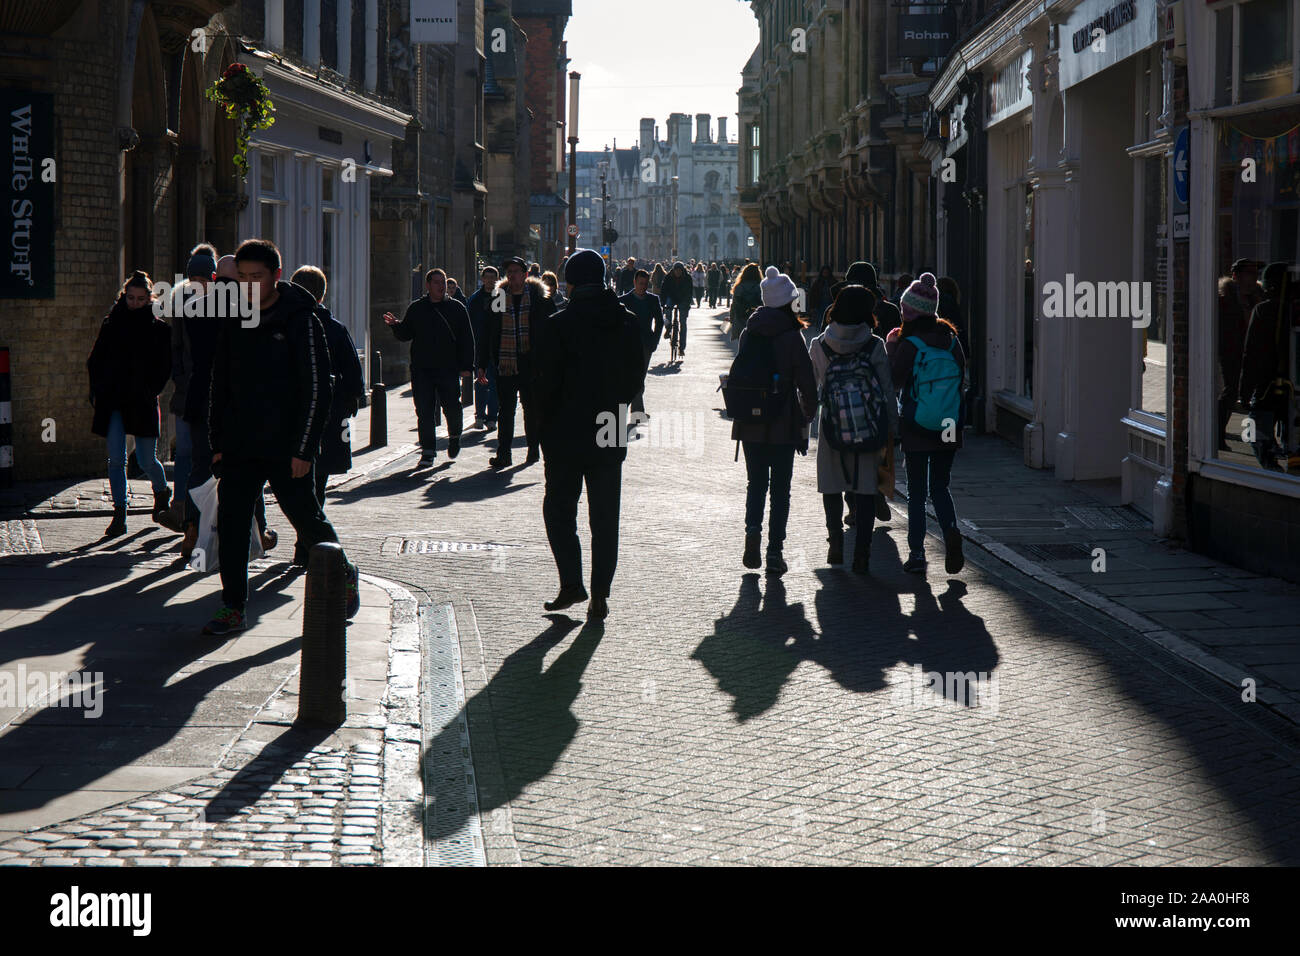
[599,147,610,271]
[671,175,679,260]
[568,71,580,257]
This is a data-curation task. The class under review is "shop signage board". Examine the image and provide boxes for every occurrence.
[1,90,55,299]
[1173,125,1190,209]
[410,0,457,44]
[898,12,956,60]
[1059,0,1159,90]
[986,48,1033,128]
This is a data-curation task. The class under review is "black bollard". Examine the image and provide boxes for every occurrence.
[297,541,349,726]
[370,350,387,449]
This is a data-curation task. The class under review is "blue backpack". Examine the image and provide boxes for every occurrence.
[905,335,963,432]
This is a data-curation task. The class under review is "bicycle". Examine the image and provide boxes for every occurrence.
[664,301,680,364]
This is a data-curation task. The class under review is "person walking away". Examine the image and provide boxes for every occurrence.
[692,262,706,307]
[890,273,967,575]
[466,266,500,431]
[809,266,835,333]
[1219,259,1263,451]
[542,270,567,309]
[619,268,665,423]
[729,262,763,341]
[808,285,897,573]
[163,243,218,533]
[476,256,555,469]
[616,258,637,296]
[662,261,695,359]
[730,266,817,575]
[384,268,476,465]
[291,266,365,506]
[204,239,359,636]
[707,262,721,308]
[536,250,647,622]
[650,262,667,297]
[87,271,174,538]
[1239,261,1295,471]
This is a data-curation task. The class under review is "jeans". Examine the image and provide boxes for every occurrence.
[411,367,463,453]
[173,416,193,515]
[671,307,689,353]
[217,456,339,611]
[631,344,654,415]
[105,411,167,507]
[543,454,623,598]
[904,448,957,556]
[742,441,795,548]
[475,362,499,424]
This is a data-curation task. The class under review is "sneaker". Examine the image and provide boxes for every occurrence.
[903,554,927,574]
[765,551,787,577]
[448,436,460,459]
[472,417,486,430]
[488,454,512,470]
[203,606,247,637]
[944,527,965,575]
[345,561,361,619]
[742,532,762,570]
[260,528,278,553]
[419,451,436,466]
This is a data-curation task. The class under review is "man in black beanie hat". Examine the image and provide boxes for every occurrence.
[536,249,646,622]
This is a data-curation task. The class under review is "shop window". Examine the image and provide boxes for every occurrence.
[1138,155,1169,416]
[1215,104,1300,474]
[1215,0,1296,106]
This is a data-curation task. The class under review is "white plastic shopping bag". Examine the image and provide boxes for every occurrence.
[187,476,264,573]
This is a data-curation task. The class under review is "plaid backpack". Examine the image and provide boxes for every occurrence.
[819,336,891,454]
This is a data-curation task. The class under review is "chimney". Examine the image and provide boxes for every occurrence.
[696,113,711,143]
[718,116,728,143]
[639,118,655,151]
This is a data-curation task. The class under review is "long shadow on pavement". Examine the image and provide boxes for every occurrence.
[424,614,604,843]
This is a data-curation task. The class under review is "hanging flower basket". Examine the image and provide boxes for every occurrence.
[205,62,275,181]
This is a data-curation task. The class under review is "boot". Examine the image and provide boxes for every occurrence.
[826,527,844,566]
[105,505,127,538]
[851,530,871,575]
[765,548,787,577]
[180,522,198,562]
[153,489,182,532]
[742,532,762,570]
[944,527,965,575]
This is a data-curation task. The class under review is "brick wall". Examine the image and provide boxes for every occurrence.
[4,0,124,480]
[519,15,557,194]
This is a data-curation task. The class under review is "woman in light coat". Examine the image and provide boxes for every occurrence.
[808,284,897,573]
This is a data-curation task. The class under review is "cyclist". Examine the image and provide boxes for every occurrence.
[661,261,694,361]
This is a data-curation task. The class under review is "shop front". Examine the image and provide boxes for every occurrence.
[1186,0,1300,581]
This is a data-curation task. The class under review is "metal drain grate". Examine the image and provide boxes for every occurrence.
[420,603,486,867]
[384,538,517,557]
[1065,506,1149,530]
[1014,542,1097,562]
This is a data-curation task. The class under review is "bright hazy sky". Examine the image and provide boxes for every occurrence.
[563,0,760,150]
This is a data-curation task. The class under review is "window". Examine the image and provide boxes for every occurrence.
[1214,103,1300,473]
[750,123,761,184]
[1137,154,1168,416]
[321,166,340,311]
[1215,0,1297,106]
[258,152,286,245]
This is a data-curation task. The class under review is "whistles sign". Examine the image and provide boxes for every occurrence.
[410,0,458,44]
[2,90,54,298]
[1059,0,1158,90]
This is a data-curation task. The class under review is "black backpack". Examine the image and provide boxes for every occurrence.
[721,332,785,424]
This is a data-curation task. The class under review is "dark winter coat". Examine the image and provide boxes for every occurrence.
[730,306,817,450]
[315,304,366,475]
[391,294,475,374]
[618,289,664,350]
[707,266,721,294]
[1239,293,1294,406]
[661,270,694,310]
[616,266,636,296]
[536,284,646,464]
[476,276,555,376]
[181,280,233,424]
[208,281,333,463]
[87,299,171,439]
[890,322,968,453]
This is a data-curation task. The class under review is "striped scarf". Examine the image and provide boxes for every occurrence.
[499,289,531,376]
